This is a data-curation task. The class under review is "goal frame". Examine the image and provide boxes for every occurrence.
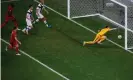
[67,0,133,50]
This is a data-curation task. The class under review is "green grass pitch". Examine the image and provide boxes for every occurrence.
[1,0,133,80]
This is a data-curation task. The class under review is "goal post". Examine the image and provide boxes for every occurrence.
[108,0,128,50]
[67,0,70,19]
[67,0,133,50]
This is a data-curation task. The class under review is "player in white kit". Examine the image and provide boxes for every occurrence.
[22,5,34,35]
[33,0,51,27]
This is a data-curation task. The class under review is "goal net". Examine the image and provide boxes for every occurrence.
[67,0,133,50]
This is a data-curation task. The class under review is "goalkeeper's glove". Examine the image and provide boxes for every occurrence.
[110,28,117,31]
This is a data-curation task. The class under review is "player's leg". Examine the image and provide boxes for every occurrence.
[84,41,95,45]
[26,26,32,35]
[97,36,106,44]
[92,34,101,43]
[42,17,49,27]
[83,34,100,46]
[11,16,19,29]
[22,19,33,35]
[14,43,21,55]
[1,16,9,28]
[6,42,13,51]
[22,27,28,34]
[22,26,32,35]
[33,13,41,24]
[22,20,28,34]
[33,18,39,24]
[6,41,20,55]
[34,13,51,27]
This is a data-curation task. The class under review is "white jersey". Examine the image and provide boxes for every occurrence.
[36,3,44,14]
[26,9,33,21]
[26,9,33,27]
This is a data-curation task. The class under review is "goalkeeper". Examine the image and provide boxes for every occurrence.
[83,26,117,46]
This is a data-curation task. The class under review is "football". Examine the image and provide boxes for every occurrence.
[118,35,122,39]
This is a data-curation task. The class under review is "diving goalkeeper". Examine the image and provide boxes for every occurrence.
[83,26,117,46]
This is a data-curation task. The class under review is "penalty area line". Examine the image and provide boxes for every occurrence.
[0,0,20,3]
[33,0,133,54]
[1,38,70,80]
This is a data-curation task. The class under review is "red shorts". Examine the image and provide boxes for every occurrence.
[10,41,18,48]
[5,15,16,21]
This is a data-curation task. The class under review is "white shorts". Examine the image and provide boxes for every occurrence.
[36,13,44,19]
[26,19,32,27]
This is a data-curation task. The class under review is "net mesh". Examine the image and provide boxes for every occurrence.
[115,0,133,49]
[127,6,133,49]
[100,0,125,26]
[70,0,98,17]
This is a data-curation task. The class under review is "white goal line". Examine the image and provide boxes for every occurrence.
[1,38,70,80]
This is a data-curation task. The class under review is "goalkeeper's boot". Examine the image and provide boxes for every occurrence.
[83,41,86,46]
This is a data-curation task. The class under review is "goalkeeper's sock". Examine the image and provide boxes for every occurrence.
[85,41,95,44]
[97,37,106,44]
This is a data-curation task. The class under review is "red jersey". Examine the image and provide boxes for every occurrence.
[7,5,13,16]
[10,30,17,43]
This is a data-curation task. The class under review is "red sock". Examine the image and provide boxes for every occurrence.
[16,47,19,53]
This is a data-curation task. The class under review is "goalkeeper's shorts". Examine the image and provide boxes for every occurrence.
[94,34,105,42]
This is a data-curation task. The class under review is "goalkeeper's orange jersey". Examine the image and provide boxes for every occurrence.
[98,27,111,36]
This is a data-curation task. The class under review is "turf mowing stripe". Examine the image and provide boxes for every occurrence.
[34,0,133,54]
[0,0,20,3]
[1,38,70,80]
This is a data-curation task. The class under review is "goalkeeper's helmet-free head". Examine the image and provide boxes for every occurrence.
[105,26,109,28]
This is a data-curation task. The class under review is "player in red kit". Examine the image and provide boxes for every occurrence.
[6,27,21,55]
[1,4,19,30]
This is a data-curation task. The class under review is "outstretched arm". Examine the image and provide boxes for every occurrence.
[110,28,117,31]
